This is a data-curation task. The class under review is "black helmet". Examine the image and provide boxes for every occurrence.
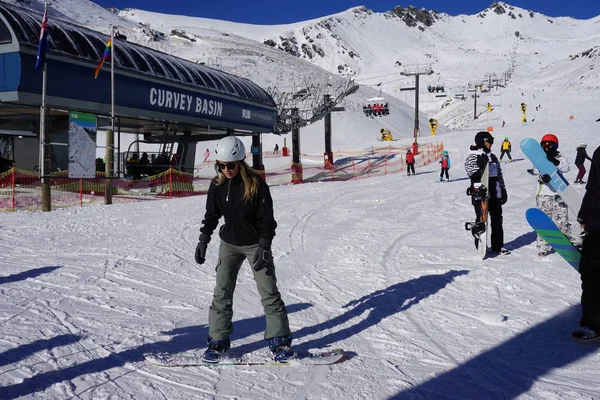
[474,131,494,149]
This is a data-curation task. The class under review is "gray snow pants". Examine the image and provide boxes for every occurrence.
[208,240,291,341]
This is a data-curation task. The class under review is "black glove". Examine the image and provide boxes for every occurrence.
[476,185,487,198]
[501,187,508,205]
[541,174,551,184]
[195,234,210,264]
[477,154,488,169]
[547,154,560,166]
[252,239,274,272]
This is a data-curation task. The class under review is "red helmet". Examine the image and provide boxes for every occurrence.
[541,134,558,145]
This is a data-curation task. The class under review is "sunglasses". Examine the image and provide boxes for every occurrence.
[484,137,494,144]
[217,162,238,170]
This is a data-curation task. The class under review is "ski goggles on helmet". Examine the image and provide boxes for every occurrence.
[484,136,494,144]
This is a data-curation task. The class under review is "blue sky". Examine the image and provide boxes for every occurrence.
[95,0,600,24]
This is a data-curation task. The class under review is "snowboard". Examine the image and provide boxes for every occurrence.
[520,138,582,218]
[525,208,581,271]
[145,348,345,367]
[465,164,489,259]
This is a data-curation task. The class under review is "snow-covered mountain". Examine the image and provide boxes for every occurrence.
[5,0,600,151]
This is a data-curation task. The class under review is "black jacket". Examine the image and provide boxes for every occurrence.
[575,147,592,166]
[579,146,600,233]
[200,174,277,246]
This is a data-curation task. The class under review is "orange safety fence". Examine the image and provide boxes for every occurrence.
[0,142,443,211]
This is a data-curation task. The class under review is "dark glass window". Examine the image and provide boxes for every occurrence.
[208,74,226,92]
[186,67,207,87]
[196,69,217,90]
[144,53,165,77]
[0,17,12,44]
[1,9,35,44]
[159,58,181,81]
[128,47,151,73]
[231,80,253,99]
[176,63,196,85]
[113,46,136,70]
[216,74,237,94]
[68,30,98,60]
[50,26,77,56]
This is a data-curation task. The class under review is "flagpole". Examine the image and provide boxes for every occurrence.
[105,25,115,205]
[40,2,51,212]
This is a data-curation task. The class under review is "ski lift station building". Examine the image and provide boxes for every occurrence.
[0,2,277,173]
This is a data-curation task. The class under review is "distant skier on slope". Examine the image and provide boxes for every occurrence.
[439,150,451,182]
[574,143,592,184]
[406,149,416,175]
[499,137,512,162]
[464,131,509,255]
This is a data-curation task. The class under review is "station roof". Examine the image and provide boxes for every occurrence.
[0,3,277,135]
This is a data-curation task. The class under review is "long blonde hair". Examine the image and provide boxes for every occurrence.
[213,160,259,202]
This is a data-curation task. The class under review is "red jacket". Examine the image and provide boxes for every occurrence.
[406,153,415,163]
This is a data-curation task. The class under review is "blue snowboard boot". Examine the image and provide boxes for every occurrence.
[203,337,230,363]
[268,336,295,362]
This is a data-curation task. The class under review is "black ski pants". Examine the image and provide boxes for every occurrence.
[500,150,512,161]
[580,230,600,331]
[407,163,415,175]
[473,197,504,252]
[440,168,449,179]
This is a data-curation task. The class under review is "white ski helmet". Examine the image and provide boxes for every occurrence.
[580,142,587,148]
[215,136,246,162]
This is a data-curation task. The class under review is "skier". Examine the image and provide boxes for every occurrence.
[195,136,293,362]
[273,144,279,155]
[439,150,451,182]
[527,134,572,256]
[203,148,211,163]
[574,144,600,340]
[574,143,592,184]
[406,149,415,175]
[499,137,512,162]
[464,131,509,255]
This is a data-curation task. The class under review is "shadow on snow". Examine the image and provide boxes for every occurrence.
[235,270,469,355]
[0,303,311,400]
[0,266,61,285]
[390,304,599,399]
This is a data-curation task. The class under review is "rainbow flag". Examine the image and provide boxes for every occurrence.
[94,37,112,79]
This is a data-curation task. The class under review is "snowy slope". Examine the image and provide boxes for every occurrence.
[1,85,600,399]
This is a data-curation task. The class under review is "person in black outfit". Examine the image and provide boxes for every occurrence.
[574,145,600,340]
[0,151,12,173]
[464,131,509,255]
[574,143,592,184]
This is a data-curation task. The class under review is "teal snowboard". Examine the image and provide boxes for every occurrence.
[525,208,581,270]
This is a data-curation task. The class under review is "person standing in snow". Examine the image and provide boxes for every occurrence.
[195,136,293,362]
[406,149,416,175]
[574,143,592,184]
[439,150,451,182]
[526,134,573,256]
[203,148,211,163]
[499,137,512,162]
[574,144,600,340]
[464,131,509,255]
